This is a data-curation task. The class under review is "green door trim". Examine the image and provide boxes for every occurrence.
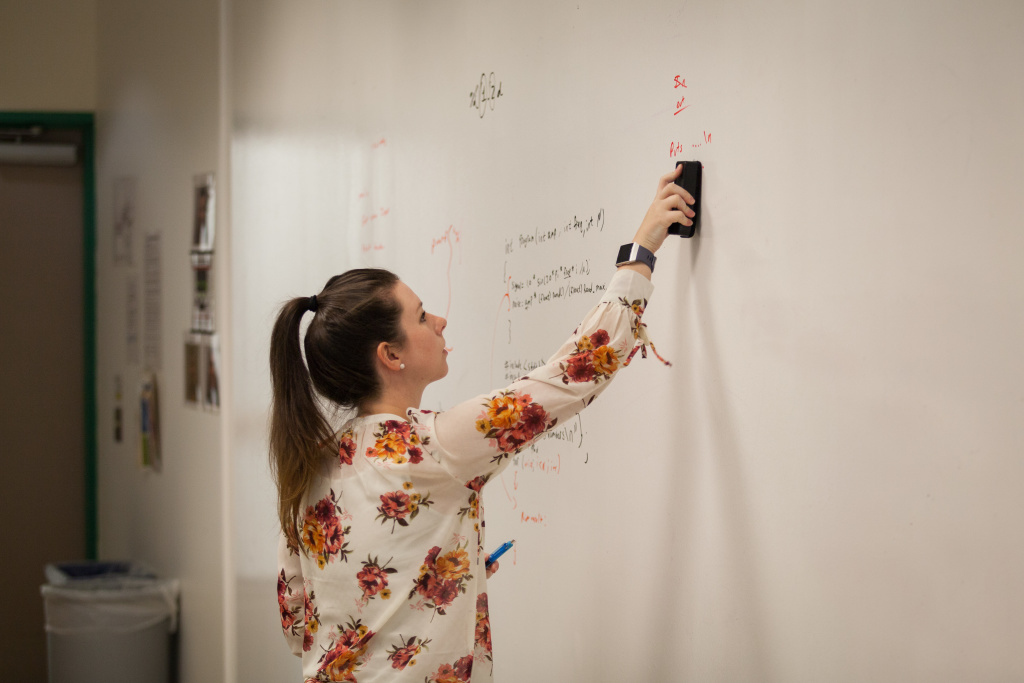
[0,112,98,560]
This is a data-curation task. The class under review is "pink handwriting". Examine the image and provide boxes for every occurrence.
[520,511,546,526]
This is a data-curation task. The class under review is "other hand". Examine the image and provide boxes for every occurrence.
[632,165,696,254]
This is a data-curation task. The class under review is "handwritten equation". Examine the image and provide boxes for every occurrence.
[358,136,390,254]
[469,72,504,118]
[430,225,462,320]
[673,75,688,114]
[502,357,547,382]
[509,270,605,312]
[668,74,713,157]
[503,209,605,255]
[500,414,589,527]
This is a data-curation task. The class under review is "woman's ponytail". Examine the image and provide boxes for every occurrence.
[269,297,334,549]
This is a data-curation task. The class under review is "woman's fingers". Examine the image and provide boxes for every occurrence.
[658,163,684,191]
[659,179,695,206]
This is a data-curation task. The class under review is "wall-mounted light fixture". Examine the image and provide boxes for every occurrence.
[0,126,78,166]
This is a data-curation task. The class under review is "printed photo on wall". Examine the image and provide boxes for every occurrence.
[140,373,161,471]
[113,176,136,266]
[126,274,140,365]
[143,233,162,371]
[184,335,203,406]
[203,334,221,412]
[190,251,214,333]
[183,333,220,412]
[192,173,215,252]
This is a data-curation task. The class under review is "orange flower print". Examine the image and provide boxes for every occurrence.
[309,616,374,683]
[426,655,474,683]
[559,328,619,385]
[461,475,489,550]
[300,489,351,569]
[277,569,302,639]
[476,391,556,461]
[303,585,321,652]
[592,344,619,375]
[338,428,356,467]
[435,547,470,580]
[409,542,474,618]
[355,555,397,610]
[457,490,479,522]
[365,419,428,466]
[486,393,523,430]
[475,593,493,660]
[376,482,434,533]
[386,634,431,670]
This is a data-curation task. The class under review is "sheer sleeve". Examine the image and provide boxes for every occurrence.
[276,531,305,657]
[411,268,663,485]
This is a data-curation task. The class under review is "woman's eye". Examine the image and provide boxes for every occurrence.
[420,312,427,322]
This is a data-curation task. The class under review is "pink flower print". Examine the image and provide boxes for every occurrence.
[277,570,301,636]
[376,482,433,533]
[386,634,431,670]
[338,429,356,466]
[355,555,396,609]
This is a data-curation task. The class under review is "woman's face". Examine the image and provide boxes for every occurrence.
[391,281,449,384]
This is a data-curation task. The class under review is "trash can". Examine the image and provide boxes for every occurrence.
[41,561,180,683]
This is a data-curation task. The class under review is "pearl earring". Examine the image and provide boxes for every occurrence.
[399,363,406,370]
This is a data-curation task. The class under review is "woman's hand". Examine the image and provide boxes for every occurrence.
[485,557,499,578]
[632,165,696,254]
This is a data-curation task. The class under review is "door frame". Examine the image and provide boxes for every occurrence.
[0,112,97,560]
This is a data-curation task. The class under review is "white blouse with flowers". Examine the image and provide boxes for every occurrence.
[277,268,659,682]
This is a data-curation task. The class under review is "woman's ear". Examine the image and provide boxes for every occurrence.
[375,341,403,373]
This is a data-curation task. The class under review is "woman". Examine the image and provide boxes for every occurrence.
[271,167,695,682]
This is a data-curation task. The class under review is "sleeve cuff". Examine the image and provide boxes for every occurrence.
[602,267,655,305]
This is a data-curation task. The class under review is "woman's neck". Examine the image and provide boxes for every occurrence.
[358,386,424,419]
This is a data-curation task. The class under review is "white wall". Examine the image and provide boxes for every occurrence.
[227,2,1024,682]
[0,0,97,111]
[94,1,230,681]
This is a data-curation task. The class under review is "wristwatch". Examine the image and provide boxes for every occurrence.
[615,243,656,273]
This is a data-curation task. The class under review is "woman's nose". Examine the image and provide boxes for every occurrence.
[436,316,447,334]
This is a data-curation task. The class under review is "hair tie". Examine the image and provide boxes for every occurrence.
[307,294,318,313]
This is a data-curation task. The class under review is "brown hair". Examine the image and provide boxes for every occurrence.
[268,268,403,546]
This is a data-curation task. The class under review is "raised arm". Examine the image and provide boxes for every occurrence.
[411,168,695,483]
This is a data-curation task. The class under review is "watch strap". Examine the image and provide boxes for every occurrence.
[615,242,656,272]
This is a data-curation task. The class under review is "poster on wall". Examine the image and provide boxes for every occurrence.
[190,251,214,333]
[183,333,220,412]
[140,372,161,471]
[113,176,136,266]
[143,233,162,370]
[126,274,140,365]
[184,334,202,406]
[192,173,215,252]
[204,334,220,411]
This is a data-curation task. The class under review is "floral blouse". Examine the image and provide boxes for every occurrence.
[277,268,658,682]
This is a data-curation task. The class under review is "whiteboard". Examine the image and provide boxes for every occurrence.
[229,2,1024,680]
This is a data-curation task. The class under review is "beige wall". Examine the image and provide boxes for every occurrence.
[94,1,230,682]
[4,2,233,681]
[0,0,97,111]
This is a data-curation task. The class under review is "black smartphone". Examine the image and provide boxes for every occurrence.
[668,160,702,238]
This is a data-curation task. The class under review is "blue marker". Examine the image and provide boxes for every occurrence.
[485,540,515,569]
